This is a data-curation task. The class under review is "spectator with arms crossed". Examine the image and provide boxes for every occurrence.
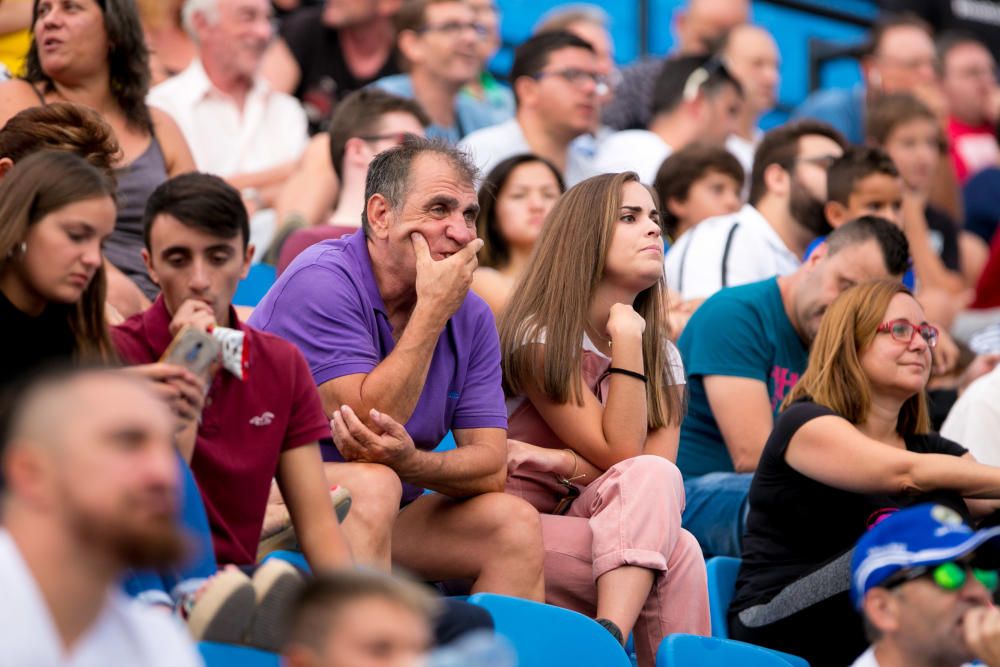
[677,218,911,557]
[250,138,545,598]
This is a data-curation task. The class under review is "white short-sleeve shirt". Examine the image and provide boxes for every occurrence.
[0,530,203,667]
[664,203,801,301]
[589,129,672,184]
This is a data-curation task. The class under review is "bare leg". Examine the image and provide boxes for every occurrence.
[322,462,401,569]
[596,566,655,641]
[392,492,545,601]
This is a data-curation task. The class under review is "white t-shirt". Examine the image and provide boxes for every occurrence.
[148,60,308,177]
[589,129,672,184]
[849,647,880,667]
[457,119,596,186]
[664,203,801,301]
[941,365,1000,467]
[0,530,203,667]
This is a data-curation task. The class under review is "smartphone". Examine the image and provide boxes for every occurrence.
[161,326,220,377]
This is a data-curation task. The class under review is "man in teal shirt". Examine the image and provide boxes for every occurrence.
[676,217,910,556]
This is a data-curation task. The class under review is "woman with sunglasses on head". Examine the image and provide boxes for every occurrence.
[729,279,1000,667]
[471,153,564,317]
[499,171,709,667]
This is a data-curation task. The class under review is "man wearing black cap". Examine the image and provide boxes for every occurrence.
[851,503,1000,667]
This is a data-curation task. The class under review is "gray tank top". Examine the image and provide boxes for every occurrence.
[105,138,169,299]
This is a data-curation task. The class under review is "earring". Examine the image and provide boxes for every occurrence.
[6,241,26,259]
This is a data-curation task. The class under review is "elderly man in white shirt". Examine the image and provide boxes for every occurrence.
[149,0,308,212]
[665,119,846,301]
[0,368,202,666]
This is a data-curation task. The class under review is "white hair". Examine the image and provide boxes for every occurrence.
[182,0,220,40]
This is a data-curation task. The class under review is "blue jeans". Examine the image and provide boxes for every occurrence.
[681,472,752,558]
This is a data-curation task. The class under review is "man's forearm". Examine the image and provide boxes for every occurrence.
[394,445,506,498]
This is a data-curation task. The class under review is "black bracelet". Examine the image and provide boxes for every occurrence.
[607,367,647,383]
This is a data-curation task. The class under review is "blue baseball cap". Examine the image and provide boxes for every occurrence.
[850,503,1000,609]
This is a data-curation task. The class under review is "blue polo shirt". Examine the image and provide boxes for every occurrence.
[249,231,508,504]
[676,278,809,478]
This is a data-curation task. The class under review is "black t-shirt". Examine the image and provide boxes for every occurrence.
[877,0,1000,63]
[730,400,968,614]
[0,290,76,394]
[925,205,962,272]
[279,7,400,133]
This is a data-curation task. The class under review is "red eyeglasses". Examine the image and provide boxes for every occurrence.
[876,319,939,348]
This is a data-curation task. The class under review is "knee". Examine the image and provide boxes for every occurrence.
[326,463,402,518]
[615,455,684,502]
[477,493,544,555]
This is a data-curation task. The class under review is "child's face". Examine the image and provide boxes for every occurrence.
[844,173,904,227]
[668,170,743,236]
[882,118,940,193]
[313,597,431,667]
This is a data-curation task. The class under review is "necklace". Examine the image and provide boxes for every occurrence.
[585,322,612,352]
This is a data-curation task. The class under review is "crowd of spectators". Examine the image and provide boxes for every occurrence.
[3,1,1000,666]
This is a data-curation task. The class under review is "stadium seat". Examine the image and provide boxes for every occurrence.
[706,556,741,638]
[233,263,276,307]
[198,641,280,667]
[260,549,311,573]
[467,593,631,667]
[657,634,799,667]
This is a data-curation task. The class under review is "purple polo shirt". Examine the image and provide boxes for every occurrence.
[249,231,507,504]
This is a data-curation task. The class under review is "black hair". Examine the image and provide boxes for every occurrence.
[142,173,249,251]
[826,215,910,277]
[749,119,848,206]
[509,31,595,105]
[24,0,153,131]
[650,54,742,117]
[827,147,899,205]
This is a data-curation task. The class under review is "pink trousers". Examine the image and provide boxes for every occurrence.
[506,455,710,667]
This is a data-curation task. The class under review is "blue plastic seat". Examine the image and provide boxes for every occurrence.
[261,549,311,573]
[467,593,631,667]
[706,556,741,638]
[233,263,276,307]
[657,634,797,667]
[198,641,280,667]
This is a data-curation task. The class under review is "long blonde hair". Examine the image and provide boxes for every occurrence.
[0,151,118,363]
[499,172,682,428]
[783,279,930,434]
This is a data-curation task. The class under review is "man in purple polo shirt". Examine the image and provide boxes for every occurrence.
[250,138,545,600]
[111,173,351,571]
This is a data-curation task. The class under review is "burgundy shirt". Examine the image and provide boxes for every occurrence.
[111,296,330,565]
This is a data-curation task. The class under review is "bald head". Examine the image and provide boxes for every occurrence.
[676,0,749,54]
[722,24,780,115]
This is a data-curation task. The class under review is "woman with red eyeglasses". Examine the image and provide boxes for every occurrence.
[727,278,1000,666]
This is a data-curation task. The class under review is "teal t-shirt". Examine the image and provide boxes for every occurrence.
[676,278,809,478]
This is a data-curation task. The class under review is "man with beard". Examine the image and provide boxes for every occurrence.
[0,367,202,665]
[665,120,847,301]
[675,217,910,557]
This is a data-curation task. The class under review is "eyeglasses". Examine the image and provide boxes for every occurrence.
[357,132,417,146]
[882,561,999,593]
[533,68,610,96]
[876,318,940,348]
[681,56,724,102]
[795,154,840,170]
[417,21,488,37]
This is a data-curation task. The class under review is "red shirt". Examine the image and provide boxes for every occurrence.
[111,296,330,565]
[947,117,999,184]
[974,232,1000,309]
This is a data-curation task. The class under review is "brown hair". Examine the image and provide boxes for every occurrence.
[865,92,940,147]
[0,151,118,363]
[748,119,847,206]
[0,102,122,177]
[826,146,899,205]
[327,88,430,180]
[783,279,930,435]
[500,172,682,428]
[476,153,565,270]
[287,570,438,654]
[654,143,744,238]
[393,0,463,70]
[862,13,933,59]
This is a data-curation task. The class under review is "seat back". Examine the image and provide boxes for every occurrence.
[467,593,631,667]
[657,634,794,667]
[706,556,741,638]
[198,641,280,667]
